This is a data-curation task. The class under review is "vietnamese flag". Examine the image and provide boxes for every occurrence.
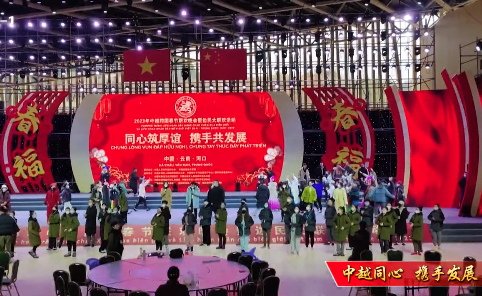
[200,49,247,81]
[123,49,171,82]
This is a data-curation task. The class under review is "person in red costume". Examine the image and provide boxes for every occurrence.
[44,183,61,220]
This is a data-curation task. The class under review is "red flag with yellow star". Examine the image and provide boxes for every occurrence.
[199,49,247,81]
[123,49,171,82]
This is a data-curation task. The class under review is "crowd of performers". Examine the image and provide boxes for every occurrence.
[0,163,446,260]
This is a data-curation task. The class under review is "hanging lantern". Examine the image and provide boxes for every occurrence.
[264,98,278,118]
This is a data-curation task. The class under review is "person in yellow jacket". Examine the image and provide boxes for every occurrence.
[300,180,317,210]
[333,183,348,211]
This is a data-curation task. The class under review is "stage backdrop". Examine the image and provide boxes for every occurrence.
[71,92,303,193]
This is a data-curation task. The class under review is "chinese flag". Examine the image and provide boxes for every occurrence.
[123,49,171,82]
[199,49,247,81]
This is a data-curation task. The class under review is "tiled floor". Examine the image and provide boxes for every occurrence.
[9,241,482,296]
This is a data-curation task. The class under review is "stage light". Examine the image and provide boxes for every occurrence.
[424,31,429,36]
[257,85,261,89]
[76,22,81,27]
[306,18,310,23]
[363,0,369,6]
[324,17,329,22]
[94,21,100,27]
[257,36,262,40]
[339,17,344,22]
[29,55,34,60]
[146,38,151,43]
[127,38,132,42]
[40,21,47,28]
[108,22,114,27]
[60,22,65,27]
[125,86,130,91]
[137,45,143,50]
[191,85,195,90]
[181,9,187,16]
[425,63,430,69]
[256,19,262,24]
[94,38,99,43]
[76,38,82,44]
[357,16,362,21]
[169,20,175,25]
[126,21,131,26]
[259,6,262,9]
[476,40,482,52]
[275,84,279,89]
[224,85,229,90]
[242,85,246,89]
[404,14,411,21]
[96,70,100,75]
[195,20,200,25]
[108,38,113,43]
[209,28,214,33]
[221,36,225,41]
[61,55,65,60]
[42,56,46,60]
[238,18,245,25]
[77,55,82,59]
[209,85,214,90]
[95,55,100,59]
[111,87,116,92]
[93,87,98,93]
[156,29,162,35]
[28,39,33,44]
[390,16,396,20]
[424,47,430,53]
[8,39,13,44]
[8,55,13,60]
[291,18,295,23]
[372,16,376,21]
[27,22,33,28]
[239,36,243,40]
[60,39,66,43]
[79,87,84,93]
[158,86,163,91]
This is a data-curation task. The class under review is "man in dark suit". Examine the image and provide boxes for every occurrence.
[207,180,225,214]
[155,266,190,296]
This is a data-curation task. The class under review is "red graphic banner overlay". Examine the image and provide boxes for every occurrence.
[89,93,284,191]
[396,90,464,207]
[13,223,431,247]
[326,261,482,287]
[0,92,69,193]
[303,87,374,178]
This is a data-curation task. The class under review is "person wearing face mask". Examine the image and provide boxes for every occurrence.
[84,200,98,247]
[301,180,317,211]
[100,166,111,183]
[333,182,348,212]
[207,180,225,214]
[101,207,114,253]
[267,177,280,211]
[376,206,394,255]
[237,198,249,215]
[151,207,166,251]
[28,210,41,258]
[278,182,291,221]
[161,182,173,210]
[302,205,316,248]
[44,183,61,220]
[409,207,424,255]
[90,183,103,214]
[64,207,80,257]
[290,207,303,254]
[109,182,120,209]
[186,182,201,217]
[110,206,122,225]
[386,203,397,249]
[215,202,228,249]
[259,203,273,249]
[367,179,394,214]
[8,211,18,255]
[347,205,361,251]
[60,182,72,210]
[287,175,300,205]
[107,221,124,258]
[58,208,69,249]
[47,206,60,251]
[182,207,197,252]
[254,181,270,216]
[428,203,445,250]
[360,200,374,244]
[134,177,151,211]
[98,204,109,253]
[161,200,171,251]
[394,201,409,246]
[0,206,18,256]
[199,199,212,246]
[324,199,337,245]
[0,185,11,212]
[333,207,351,256]
[282,197,295,244]
[117,186,128,224]
[235,207,254,252]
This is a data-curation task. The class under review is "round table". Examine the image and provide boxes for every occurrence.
[88,256,250,295]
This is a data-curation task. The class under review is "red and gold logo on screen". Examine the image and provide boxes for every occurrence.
[88,93,287,191]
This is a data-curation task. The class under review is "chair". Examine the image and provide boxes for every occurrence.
[369,287,388,296]
[98,256,115,265]
[53,270,70,296]
[107,252,121,261]
[424,250,441,262]
[429,287,449,296]
[207,288,228,296]
[360,250,373,261]
[2,260,19,296]
[68,281,82,296]
[55,276,67,296]
[89,288,107,296]
[251,261,269,283]
[227,252,242,262]
[387,250,403,261]
[240,282,257,296]
[261,276,280,296]
[238,255,254,271]
[0,252,10,276]
[86,258,99,270]
[129,291,150,296]
[260,268,276,281]
[459,257,477,295]
[69,263,91,293]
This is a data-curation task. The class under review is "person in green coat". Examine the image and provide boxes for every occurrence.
[64,208,80,258]
[151,207,166,251]
[278,183,291,221]
[47,206,60,250]
[259,203,273,249]
[28,210,41,258]
[376,206,394,255]
[333,207,351,256]
[410,207,424,255]
[100,208,112,253]
[386,203,398,249]
[117,186,128,224]
[215,202,227,249]
[300,180,317,210]
[235,207,254,252]
[347,205,361,251]
[58,209,69,249]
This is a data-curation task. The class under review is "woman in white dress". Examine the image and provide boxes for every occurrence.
[268,176,280,210]
[287,175,300,205]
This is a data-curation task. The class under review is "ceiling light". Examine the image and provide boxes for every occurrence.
[257,36,262,40]
[60,39,66,43]
[111,87,116,92]
[96,71,100,75]
[424,47,430,52]
[306,18,310,23]
[290,18,295,23]
[95,55,99,59]
[238,18,244,25]
[476,40,482,52]
[425,64,430,69]
[76,38,82,43]
[42,56,46,60]
[127,38,132,42]
[169,20,175,25]
[61,55,65,60]
[390,16,396,20]
[146,38,151,42]
[181,9,187,16]
[339,17,344,22]
[92,87,98,93]
[41,22,47,28]
[324,17,329,22]
[60,22,65,27]
[76,22,82,27]
[29,39,34,44]
[94,21,100,27]
[209,28,213,33]
[108,38,113,43]
[137,45,143,50]
[158,86,163,91]
[195,20,200,25]
[94,38,99,43]
[8,39,13,44]
[29,55,34,60]
[273,19,278,23]
[108,22,113,26]
[8,56,13,60]
[209,85,214,90]
[126,21,130,26]
[259,6,262,9]
[403,14,412,21]
[424,31,429,36]
[77,55,81,59]
[27,22,33,28]
[357,16,362,21]
[256,19,261,24]
[221,36,225,41]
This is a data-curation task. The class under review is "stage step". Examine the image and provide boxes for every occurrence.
[441,223,482,242]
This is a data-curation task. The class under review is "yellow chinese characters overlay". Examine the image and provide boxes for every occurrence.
[13,149,45,179]
[11,103,40,134]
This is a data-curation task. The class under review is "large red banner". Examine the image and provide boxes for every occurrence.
[89,93,284,191]
[14,223,431,247]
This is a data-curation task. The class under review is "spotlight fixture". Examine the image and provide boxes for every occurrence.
[41,21,47,28]
[324,17,329,22]
[363,0,369,6]
[28,39,34,44]
[357,16,362,22]
[169,20,175,25]
[209,28,214,33]
[108,22,114,27]
[94,21,100,27]
[291,18,295,23]
[137,45,143,50]
[256,19,262,24]
[60,22,65,27]
[221,36,225,41]
[403,14,412,21]
[195,20,200,25]
[27,22,33,28]
[476,40,482,52]
[76,22,81,27]
[94,38,99,43]
[181,9,187,16]
[338,17,344,22]
[237,18,244,25]
[306,18,310,23]
[424,31,429,36]
[425,63,431,69]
